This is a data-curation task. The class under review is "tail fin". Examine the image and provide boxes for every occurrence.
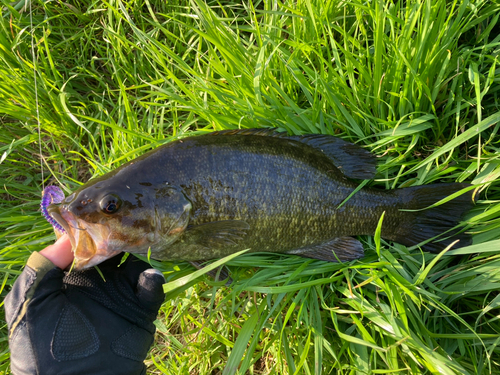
[392,183,474,252]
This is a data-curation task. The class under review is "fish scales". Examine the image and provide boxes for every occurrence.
[47,129,474,270]
[162,136,378,257]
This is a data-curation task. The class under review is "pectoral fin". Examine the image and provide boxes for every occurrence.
[184,220,250,248]
[155,220,249,262]
[286,237,364,262]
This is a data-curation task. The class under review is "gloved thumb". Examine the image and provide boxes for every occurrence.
[136,269,165,312]
[25,234,74,300]
[5,235,71,333]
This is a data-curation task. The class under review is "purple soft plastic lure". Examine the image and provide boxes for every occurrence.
[41,186,66,233]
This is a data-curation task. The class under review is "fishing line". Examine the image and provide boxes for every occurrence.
[29,0,44,190]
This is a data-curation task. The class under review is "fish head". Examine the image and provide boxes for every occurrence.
[47,179,192,270]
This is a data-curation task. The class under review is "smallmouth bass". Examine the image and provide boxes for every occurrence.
[47,129,474,270]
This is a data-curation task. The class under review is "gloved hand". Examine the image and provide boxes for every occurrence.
[5,235,165,375]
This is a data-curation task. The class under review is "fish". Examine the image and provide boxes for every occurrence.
[47,128,475,270]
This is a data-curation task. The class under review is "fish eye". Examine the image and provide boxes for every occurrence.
[100,194,122,214]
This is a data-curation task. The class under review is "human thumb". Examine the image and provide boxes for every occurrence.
[39,234,74,269]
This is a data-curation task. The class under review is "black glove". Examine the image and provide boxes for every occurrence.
[5,252,165,375]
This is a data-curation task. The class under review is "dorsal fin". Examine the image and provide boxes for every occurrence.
[209,128,377,179]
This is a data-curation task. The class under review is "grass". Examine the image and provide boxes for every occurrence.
[1,0,500,373]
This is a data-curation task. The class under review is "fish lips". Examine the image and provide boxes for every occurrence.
[47,204,120,270]
[47,204,77,247]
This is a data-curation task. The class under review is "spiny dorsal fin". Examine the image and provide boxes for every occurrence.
[209,128,377,180]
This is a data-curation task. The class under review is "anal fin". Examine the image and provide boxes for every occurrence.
[286,237,364,262]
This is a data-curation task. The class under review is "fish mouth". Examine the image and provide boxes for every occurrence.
[47,204,121,270]
[47,204,77,247]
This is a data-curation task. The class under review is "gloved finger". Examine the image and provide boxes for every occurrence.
[136,269,165,312]
[91,254,148,288]
[94,252,128,270]
[116,256,156,291]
